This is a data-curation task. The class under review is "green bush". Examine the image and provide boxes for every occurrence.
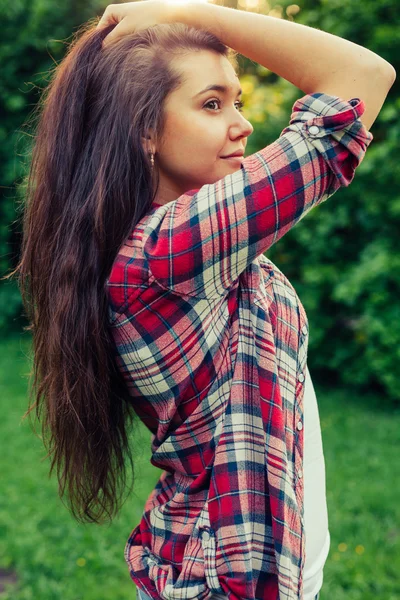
[0,0,102,334]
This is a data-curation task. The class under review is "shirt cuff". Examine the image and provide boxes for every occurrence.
[289,92,373,138]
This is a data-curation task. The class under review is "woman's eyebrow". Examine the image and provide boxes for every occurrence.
[193,84,243,98]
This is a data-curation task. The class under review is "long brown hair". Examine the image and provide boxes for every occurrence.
[4,18,238,523]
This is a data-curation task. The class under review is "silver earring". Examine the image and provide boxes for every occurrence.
[150,152,154,168]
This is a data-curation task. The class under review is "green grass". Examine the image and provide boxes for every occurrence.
[1,334,399,599]
[0,335,159,600]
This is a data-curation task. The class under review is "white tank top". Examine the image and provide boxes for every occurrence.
[302,363,330,599]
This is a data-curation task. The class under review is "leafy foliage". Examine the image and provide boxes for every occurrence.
[0,0,102,333]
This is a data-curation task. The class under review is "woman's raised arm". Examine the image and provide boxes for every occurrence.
[173,2,395,131]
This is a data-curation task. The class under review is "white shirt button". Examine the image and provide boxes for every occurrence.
[309,125,320,135]
[302,325,308,335]
[298,373,305,383]
[202,531,210,542]
[297,421,303,431]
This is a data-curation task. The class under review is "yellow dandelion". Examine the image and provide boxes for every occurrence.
[76,557,86,567]
[338,543,348,552]
[355,545,365,555]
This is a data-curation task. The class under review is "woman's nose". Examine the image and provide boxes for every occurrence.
[242,117,254,136]
[231,115,253,139]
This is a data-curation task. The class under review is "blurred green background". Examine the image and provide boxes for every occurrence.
[1,0,399,598]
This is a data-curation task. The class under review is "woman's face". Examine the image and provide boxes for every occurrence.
[149,50,254,205]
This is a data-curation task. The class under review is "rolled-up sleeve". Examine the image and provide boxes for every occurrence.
[142,93,373,299]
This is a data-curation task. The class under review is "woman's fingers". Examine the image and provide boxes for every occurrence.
[96,4,119,28]
[101,19,134,48]
[96,3,136,47]
[96,2,135,28]
[96,1,175,48]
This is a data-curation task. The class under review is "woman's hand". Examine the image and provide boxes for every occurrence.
[96,0,177,48]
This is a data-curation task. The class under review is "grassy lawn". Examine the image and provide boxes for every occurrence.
[1,334,399,599]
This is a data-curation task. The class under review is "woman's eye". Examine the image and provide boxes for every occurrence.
[204,99,245,113]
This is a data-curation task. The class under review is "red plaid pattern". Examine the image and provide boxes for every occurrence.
[106,93,373,600]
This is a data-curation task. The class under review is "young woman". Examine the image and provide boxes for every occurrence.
[12,1,395,599]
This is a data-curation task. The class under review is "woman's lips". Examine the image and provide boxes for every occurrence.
[221,156,243,164]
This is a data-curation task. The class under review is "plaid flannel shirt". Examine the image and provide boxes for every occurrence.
[106,93,373,600]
